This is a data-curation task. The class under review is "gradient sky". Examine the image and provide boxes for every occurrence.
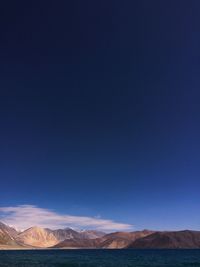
[0,1,200,231]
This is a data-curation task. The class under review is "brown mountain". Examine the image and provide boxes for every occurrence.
[0,222,18,238]
[16,226,59,247]
[2,221,200,250]
[16,227,105,248]
[53,230,154,249]
[98,230,154,248]
[52,238,99,248]
[0,222,21,248]
[128,230,200,249]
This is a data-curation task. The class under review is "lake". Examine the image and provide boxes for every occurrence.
[0,249,200,267]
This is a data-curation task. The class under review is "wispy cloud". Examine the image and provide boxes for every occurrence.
[0,205,133,232]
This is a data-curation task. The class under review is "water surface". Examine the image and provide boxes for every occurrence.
[0,249,200,267]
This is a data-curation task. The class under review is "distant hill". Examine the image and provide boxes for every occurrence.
[127,230,200,249]
[79,230,105,239]
[48,228,105,240]
[46,228,81,241]
[53,230,154,249]
[98,230,154,248]
[52,238,99,248]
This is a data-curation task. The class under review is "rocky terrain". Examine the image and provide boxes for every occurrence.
[0,222,106,248]
[1,221,200,249]
[15,226,106,248]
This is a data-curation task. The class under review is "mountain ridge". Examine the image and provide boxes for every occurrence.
[1,221,200,249]
[127,230,200,249]
[0,222,107,248]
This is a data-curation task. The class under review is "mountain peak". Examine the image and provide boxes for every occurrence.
[16,226,58,248]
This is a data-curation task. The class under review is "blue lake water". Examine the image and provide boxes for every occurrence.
[0,249,200,267]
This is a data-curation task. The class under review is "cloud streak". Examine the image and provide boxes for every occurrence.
[0,205,132,232]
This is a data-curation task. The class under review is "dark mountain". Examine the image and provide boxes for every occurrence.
[128,230,200,249]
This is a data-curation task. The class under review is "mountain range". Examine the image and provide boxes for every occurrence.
[127,230,200,249]
[1,222,200,249]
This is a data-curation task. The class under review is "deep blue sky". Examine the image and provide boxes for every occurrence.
[0,0,200,230]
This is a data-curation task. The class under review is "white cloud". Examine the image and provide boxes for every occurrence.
[0,205,133,232]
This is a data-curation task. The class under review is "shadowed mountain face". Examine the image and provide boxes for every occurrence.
[46,228,81,241]
[0,222,18,238]
[128,231,200,249]
[98,230,154,248]
[52,238,99,248]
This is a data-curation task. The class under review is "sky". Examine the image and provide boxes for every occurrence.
[0,1,200,231]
